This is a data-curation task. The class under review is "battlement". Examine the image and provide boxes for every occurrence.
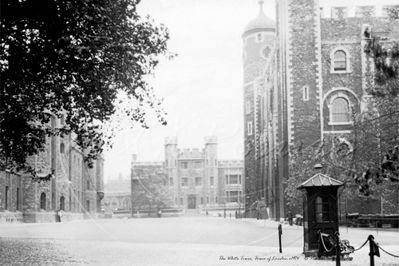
[164,137,178,145]
[177,148,205,159]
[133,161,164,167]
[204,136,218,144]
[320,5,398,19]
[218,160,244,167]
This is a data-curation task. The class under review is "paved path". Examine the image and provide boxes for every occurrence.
[0,216,398,266]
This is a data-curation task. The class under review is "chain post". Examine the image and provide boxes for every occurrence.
[335,231,341,266]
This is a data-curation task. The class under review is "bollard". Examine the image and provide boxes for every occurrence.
[335,232,341,266]
[368,235,380,266]
[278,224,282,253]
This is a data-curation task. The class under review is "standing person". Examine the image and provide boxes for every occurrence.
[158,209,162,218]
[55,210,61,222]
[287,210,293,226]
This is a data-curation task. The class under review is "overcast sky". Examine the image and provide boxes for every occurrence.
[104,0,398,181]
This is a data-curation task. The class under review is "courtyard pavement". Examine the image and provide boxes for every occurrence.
[0,213,398,266]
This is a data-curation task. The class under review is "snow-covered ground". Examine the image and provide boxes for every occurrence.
[1,216,398,266]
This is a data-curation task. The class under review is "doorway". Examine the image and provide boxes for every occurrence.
[187,195,196,209]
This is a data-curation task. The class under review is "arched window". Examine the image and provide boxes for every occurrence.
[334,50,346,71]
[40,193,46,210]
[60,143,65,153]
[60,196,65,211]
[331,98,351,123]
[257,33,262,41]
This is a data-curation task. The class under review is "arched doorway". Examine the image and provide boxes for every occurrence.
[187,195,196,209]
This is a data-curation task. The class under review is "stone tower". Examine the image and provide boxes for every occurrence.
[204,136,218,202]
[242,0,276,217]
[276,0,323,148]
[164,137,178,204]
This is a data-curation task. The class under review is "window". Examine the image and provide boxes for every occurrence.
[315,196,332,222]
[194,161,202,168]
[175,198,177,204]
[180,198,183,205]
[40,192,46,210]
[210,176,214,186]
[5,186,9,210]
[195,177,202,186]
[60,143,65,153]
[170,178,173,186]
[303,86,309,101]
[181,162,188,169]
[330,47,351,73]
[334,50,346,71]
[216,197,218,203]
[87,180,90,190]
[226,175,240,184]
[60,196,65,211]
[201,197,204,204]
[331,97,351,123]
[207,197,209,204]
[60,114,65,125]
[16,188,20,211]
[86,200,90,212]
[229,191,239,203]
[257,33,262,42]
[181,178,188,187]
[246,101,251,114]
[247,122,253,136]
[230,175,239,184]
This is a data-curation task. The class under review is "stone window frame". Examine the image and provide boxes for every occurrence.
[40,192,46,210]
[246,101,251,114]
[60,196,65,211]
[60,142,65,153]
[260,45,271,60]
[247,122,253,136]
[181,177,188,187]
[330,47,352,74]
[256,33,263,43]
[195,177,202,186]
[327,93,354,126]
[303,86,309,101]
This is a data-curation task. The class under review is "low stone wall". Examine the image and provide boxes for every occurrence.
[0,211,23,223]
[21,211,87,223]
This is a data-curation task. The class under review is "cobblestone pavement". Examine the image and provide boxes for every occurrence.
[1,217,398,266]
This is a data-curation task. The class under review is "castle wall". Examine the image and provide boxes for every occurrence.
[0,117,105,223]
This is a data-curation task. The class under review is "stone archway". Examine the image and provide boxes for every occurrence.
[187,195,196,209]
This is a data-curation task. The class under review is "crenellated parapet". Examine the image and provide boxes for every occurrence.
[177,148,205,159]
[204,136,218,144]
[164,137,178,145]
[324,5,398,19]
[218,160,244,167]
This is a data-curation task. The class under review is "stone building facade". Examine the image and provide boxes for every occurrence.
[165,136,244,210]
[243,1,399,220]
[103,137,244,214]
[0,115,104,223]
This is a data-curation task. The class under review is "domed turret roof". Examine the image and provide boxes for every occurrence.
[243,0,275,37]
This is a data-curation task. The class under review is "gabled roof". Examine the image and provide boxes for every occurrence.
[297,173,344,190]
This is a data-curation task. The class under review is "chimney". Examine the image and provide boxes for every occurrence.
[314,164,323,174]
